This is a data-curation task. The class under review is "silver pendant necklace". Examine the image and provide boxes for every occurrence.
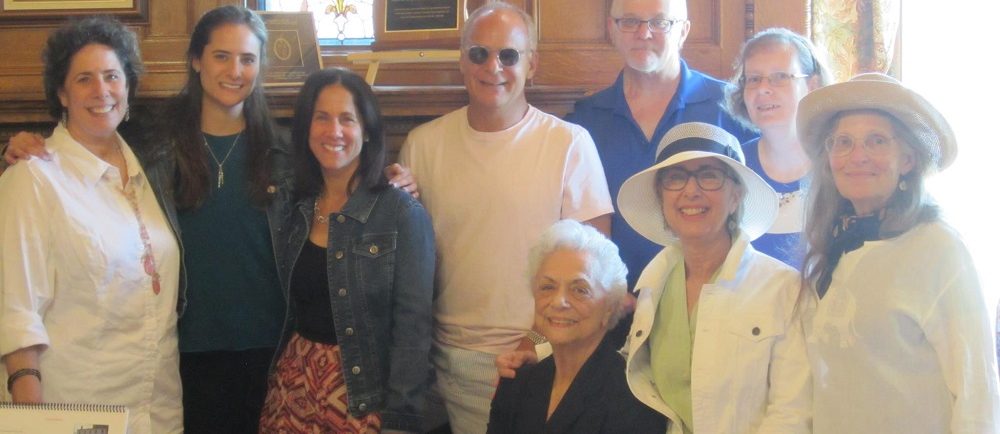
[314,198,329,224]
[203,131,242,188]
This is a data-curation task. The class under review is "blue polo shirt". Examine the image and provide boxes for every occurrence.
[566,60,757,290]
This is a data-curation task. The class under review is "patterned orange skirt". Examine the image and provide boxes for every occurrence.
[259,333,382,434]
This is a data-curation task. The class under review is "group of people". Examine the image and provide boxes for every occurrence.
[0,5,426,434]
[0,1,997,434]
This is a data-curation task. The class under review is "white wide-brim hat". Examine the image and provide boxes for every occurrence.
[617,122,778,246]
[797,72,956,171]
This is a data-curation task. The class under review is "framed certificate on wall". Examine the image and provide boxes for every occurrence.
[374,0,477,50]
[259,11,322,87]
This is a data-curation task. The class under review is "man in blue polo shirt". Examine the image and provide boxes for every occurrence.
[567,0,756,296]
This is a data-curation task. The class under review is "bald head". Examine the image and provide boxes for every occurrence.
[462,1,537,51]
[611,0,687,20]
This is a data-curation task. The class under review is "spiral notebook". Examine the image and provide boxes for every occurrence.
[0,402,128,434]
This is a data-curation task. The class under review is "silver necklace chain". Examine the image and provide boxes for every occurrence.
[203,131,242,188]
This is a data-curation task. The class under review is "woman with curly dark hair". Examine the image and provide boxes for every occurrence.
[0,16,183,434]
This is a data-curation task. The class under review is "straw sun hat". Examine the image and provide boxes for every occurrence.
[797,72,956,171]
[616,122,778,246]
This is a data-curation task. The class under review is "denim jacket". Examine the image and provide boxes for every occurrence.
[271,185,435,431]
[133,130,293,316]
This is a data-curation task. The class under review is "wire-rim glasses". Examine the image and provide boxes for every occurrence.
[613,17,684,33]
[741,72,810,89]
[825,133,898,158]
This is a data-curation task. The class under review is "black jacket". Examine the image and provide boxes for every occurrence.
[488,339,667,434]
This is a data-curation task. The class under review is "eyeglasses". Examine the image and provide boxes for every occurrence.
[613,17,684,33]
[741,72,810,89]
[657,167,733,191]
[825,133,897,157]
[466,45,526,67]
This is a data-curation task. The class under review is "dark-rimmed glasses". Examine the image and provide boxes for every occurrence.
[657,167,733,191]
[467,45,525,67]
[613,17,684,33]
[741,72,810,89]
[825,133,897,158]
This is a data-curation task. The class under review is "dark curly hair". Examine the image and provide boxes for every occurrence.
[42,16,143,121]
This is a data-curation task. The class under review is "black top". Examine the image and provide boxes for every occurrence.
[291,240,337,344]
[488,340,667,434]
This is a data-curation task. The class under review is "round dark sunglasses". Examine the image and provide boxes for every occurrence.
[467,45,525,67]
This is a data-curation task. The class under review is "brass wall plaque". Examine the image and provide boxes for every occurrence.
[259,12,322,87]
[374,0,466,50]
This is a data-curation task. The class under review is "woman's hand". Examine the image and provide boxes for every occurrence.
[384,163,419,198]
[4,131,49,165]
[495,350,538,379]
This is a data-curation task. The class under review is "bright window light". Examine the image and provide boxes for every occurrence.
[263,0,375,46]
[902,1,1000,314]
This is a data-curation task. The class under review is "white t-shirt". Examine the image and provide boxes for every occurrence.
[805,220,1000,434]
[0,125,182,434]
[400,106,613,354]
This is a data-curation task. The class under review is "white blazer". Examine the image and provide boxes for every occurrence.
[624,233,811,434]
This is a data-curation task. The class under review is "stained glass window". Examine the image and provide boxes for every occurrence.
[263,0,375,46]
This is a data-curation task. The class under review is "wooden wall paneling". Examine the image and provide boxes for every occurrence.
[536,0,607,43]
[189,0,238,31]
[680,0,748,81]
[530,0,621,88]
[751,0,808,35]
[149,0,191,35]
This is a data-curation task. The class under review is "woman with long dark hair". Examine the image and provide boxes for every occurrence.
[153,7,289,433]
[258,68,434,433]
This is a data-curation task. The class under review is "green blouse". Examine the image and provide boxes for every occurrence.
[649,260,719,434]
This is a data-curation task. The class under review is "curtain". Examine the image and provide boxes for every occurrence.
[811,0,900,81]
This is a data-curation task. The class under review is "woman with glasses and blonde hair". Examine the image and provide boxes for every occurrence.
[724,28,833,267]
[798,73,1000,433]
[616,122,809,433]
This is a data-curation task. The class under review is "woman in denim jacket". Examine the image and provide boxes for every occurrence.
[259,68,435,433]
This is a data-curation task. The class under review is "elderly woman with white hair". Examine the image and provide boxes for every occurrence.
[797,73,1000,433]
[617,122,810,433]
[487,220,666,433]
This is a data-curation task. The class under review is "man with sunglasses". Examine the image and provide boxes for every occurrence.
[398,2,613,433]
[566,0,755,339]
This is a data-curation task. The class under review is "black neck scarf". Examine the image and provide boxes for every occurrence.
[816,210,887,298]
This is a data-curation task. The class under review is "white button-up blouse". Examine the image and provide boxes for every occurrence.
[0,125,182,434]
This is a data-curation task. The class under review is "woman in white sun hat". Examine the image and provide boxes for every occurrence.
[797,72,1000,433]
[617,121,810,434]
